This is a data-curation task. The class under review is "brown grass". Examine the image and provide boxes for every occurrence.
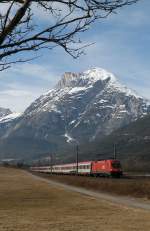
[0,167,150,231]
[34,172,150,200]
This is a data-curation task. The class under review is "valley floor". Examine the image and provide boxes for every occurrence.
[0,167,150,231]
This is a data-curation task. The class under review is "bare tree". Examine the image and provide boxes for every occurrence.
[0,0,139,70]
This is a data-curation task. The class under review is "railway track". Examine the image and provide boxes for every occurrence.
[124,173,150,179]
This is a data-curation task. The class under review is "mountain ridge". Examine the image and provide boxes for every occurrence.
[0,67,150,164]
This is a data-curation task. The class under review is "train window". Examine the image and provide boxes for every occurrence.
[111,162,121,168]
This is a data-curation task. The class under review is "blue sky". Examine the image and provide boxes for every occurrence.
[0,0,150,112]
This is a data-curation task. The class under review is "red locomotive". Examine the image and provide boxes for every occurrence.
[31,159,122,177]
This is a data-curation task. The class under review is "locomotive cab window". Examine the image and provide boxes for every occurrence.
[111,162,121,168]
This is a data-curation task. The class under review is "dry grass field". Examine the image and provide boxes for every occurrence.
[0,167,150,231]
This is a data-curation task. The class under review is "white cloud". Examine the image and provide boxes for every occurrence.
[0,63,61,112]
[12,63,58,82]
[0,89,35,97]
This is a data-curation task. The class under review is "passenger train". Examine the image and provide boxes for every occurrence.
[31,159,122,177]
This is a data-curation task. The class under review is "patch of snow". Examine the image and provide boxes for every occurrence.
[99,99,108,103]
[48,105,61,113]
[69,120,76,125]
[64,133,75,143]
[0,112,22,123]
[99,105,115,109]
[84,67,116,82]
[69,86,91,94]
[119,104,126,109]
[119,110,127,113]
[96,113,101,117]
[116,116,123,119]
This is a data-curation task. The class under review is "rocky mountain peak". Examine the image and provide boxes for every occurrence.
[56,68,116,89]
[56,72,82,89]
[55,68,142,100]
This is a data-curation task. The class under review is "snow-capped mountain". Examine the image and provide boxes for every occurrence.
[0,112,21,124]
[23,68,150,142]
[0,67,150,160]
[0,107,12,119]
[0,112,22,138]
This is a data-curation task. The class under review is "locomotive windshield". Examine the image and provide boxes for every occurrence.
[111,162,121,169]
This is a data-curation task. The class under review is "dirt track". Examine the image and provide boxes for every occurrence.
[0,167,150,231]
[29,171,150,211]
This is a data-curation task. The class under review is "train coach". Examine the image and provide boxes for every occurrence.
[31,159,122,177]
